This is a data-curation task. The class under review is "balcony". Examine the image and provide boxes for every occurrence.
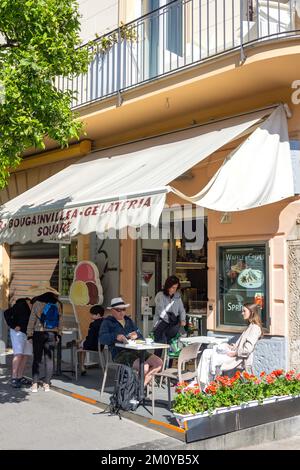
[58,0,300,109]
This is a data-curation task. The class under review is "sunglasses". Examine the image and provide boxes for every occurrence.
[114,308,126,312]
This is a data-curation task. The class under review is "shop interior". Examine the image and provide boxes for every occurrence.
[138,216,208,336]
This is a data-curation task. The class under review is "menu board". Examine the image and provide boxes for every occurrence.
[218,245,267,327]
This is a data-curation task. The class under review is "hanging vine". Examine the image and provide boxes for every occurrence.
[92,22,137,56]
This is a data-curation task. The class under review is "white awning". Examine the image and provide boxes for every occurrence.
[0,106,287,244]
[173,105,295,212]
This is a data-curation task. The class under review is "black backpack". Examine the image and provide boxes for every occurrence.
[3,307,16,329]
[109,364,141,418]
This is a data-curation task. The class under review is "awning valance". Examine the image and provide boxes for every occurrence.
[0,105,292,244]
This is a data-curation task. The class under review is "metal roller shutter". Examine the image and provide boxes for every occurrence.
[9,242,59,304]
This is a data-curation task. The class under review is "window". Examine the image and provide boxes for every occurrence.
[59,240,78,297]
[166,0,183,56]
[218,244,268,328]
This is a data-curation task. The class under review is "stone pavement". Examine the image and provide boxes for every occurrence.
[238,436,300,450]
[0,362,178,450]
[2,355,300,451]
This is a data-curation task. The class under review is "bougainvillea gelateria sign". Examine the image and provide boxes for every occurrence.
[0,193,166,244]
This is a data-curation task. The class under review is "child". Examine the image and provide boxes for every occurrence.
[78,305,105,375]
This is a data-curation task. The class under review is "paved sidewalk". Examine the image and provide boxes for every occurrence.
[0,364,177,450]
[238,436,300,450]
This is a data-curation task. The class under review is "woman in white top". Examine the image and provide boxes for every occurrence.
[153,276,186,356]
[198,303,263,389]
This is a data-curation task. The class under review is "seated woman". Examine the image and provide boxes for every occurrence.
[78,305,105,375]
[198,303,263,389]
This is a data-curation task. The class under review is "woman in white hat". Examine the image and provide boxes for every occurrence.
[27,282,62,392]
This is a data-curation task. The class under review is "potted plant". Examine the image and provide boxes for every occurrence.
[173,370,300,429]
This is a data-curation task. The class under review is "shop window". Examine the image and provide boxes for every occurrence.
[218,244,268,328]
[59,240,78,298]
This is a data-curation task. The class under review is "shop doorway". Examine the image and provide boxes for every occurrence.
[137,215,208,336]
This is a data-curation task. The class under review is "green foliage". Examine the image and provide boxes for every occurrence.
[94,22,137,54]
[173,370,300,415]
[0,0,90,188]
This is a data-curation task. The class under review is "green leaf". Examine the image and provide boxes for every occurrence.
[0,0,90,188]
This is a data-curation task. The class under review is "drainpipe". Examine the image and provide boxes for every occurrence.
[117,0,123,107]
[117,28,123,106]
[240,0,247,65]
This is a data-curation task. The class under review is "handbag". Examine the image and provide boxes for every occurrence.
[167,311,179,325]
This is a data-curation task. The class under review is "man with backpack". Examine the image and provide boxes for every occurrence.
[27,283,62,393]
[99,297,163,387]
[4,298,33,388]
[99,297,163,416]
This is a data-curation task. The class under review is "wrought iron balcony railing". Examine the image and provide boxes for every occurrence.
[57,0,300,109]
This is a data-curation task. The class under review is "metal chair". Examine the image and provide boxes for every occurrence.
[151,342,202,415]
[100,346,119,398]
[74,342,105,381]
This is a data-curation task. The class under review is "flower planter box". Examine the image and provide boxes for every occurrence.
[174,395,300,443]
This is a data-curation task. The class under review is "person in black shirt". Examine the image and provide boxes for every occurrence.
[4,298,33,388]
[78,305,104,375]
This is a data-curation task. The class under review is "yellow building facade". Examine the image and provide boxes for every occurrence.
[1,0,300,372]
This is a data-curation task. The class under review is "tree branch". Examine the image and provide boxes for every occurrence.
[0,31,19,48]
[0,42,19,49]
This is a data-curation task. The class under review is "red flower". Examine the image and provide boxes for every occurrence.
[243,372,257,381]
[273,369,284,377]
[205,381,219,395]
[296,374,300,381]
[260,372,266,378]
[266,375,275,384]
[285,373,294,382]
[234,371,242,380]
[177,381,189,387]
[243,372,252,380]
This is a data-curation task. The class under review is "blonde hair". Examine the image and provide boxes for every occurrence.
[244,303,264,337]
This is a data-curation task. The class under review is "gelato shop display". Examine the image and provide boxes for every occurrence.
[70,261,104,306]
[218,244,268,327]
[69,261,104,339]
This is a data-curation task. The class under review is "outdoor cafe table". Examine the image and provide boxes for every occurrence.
[115,342,170,403]
[180,335,229,346]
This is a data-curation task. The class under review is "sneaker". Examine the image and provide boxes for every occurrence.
[129,398,140,409]
[11,378,21,388]
[31,384,38,393]
[43,383,50,392]
[19,377,32,386]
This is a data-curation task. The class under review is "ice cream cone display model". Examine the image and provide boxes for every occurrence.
[69,261,103,340]
[70,261,103,306]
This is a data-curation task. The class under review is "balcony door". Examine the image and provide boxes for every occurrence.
[142,0,159,79]
[142,0,183,79]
